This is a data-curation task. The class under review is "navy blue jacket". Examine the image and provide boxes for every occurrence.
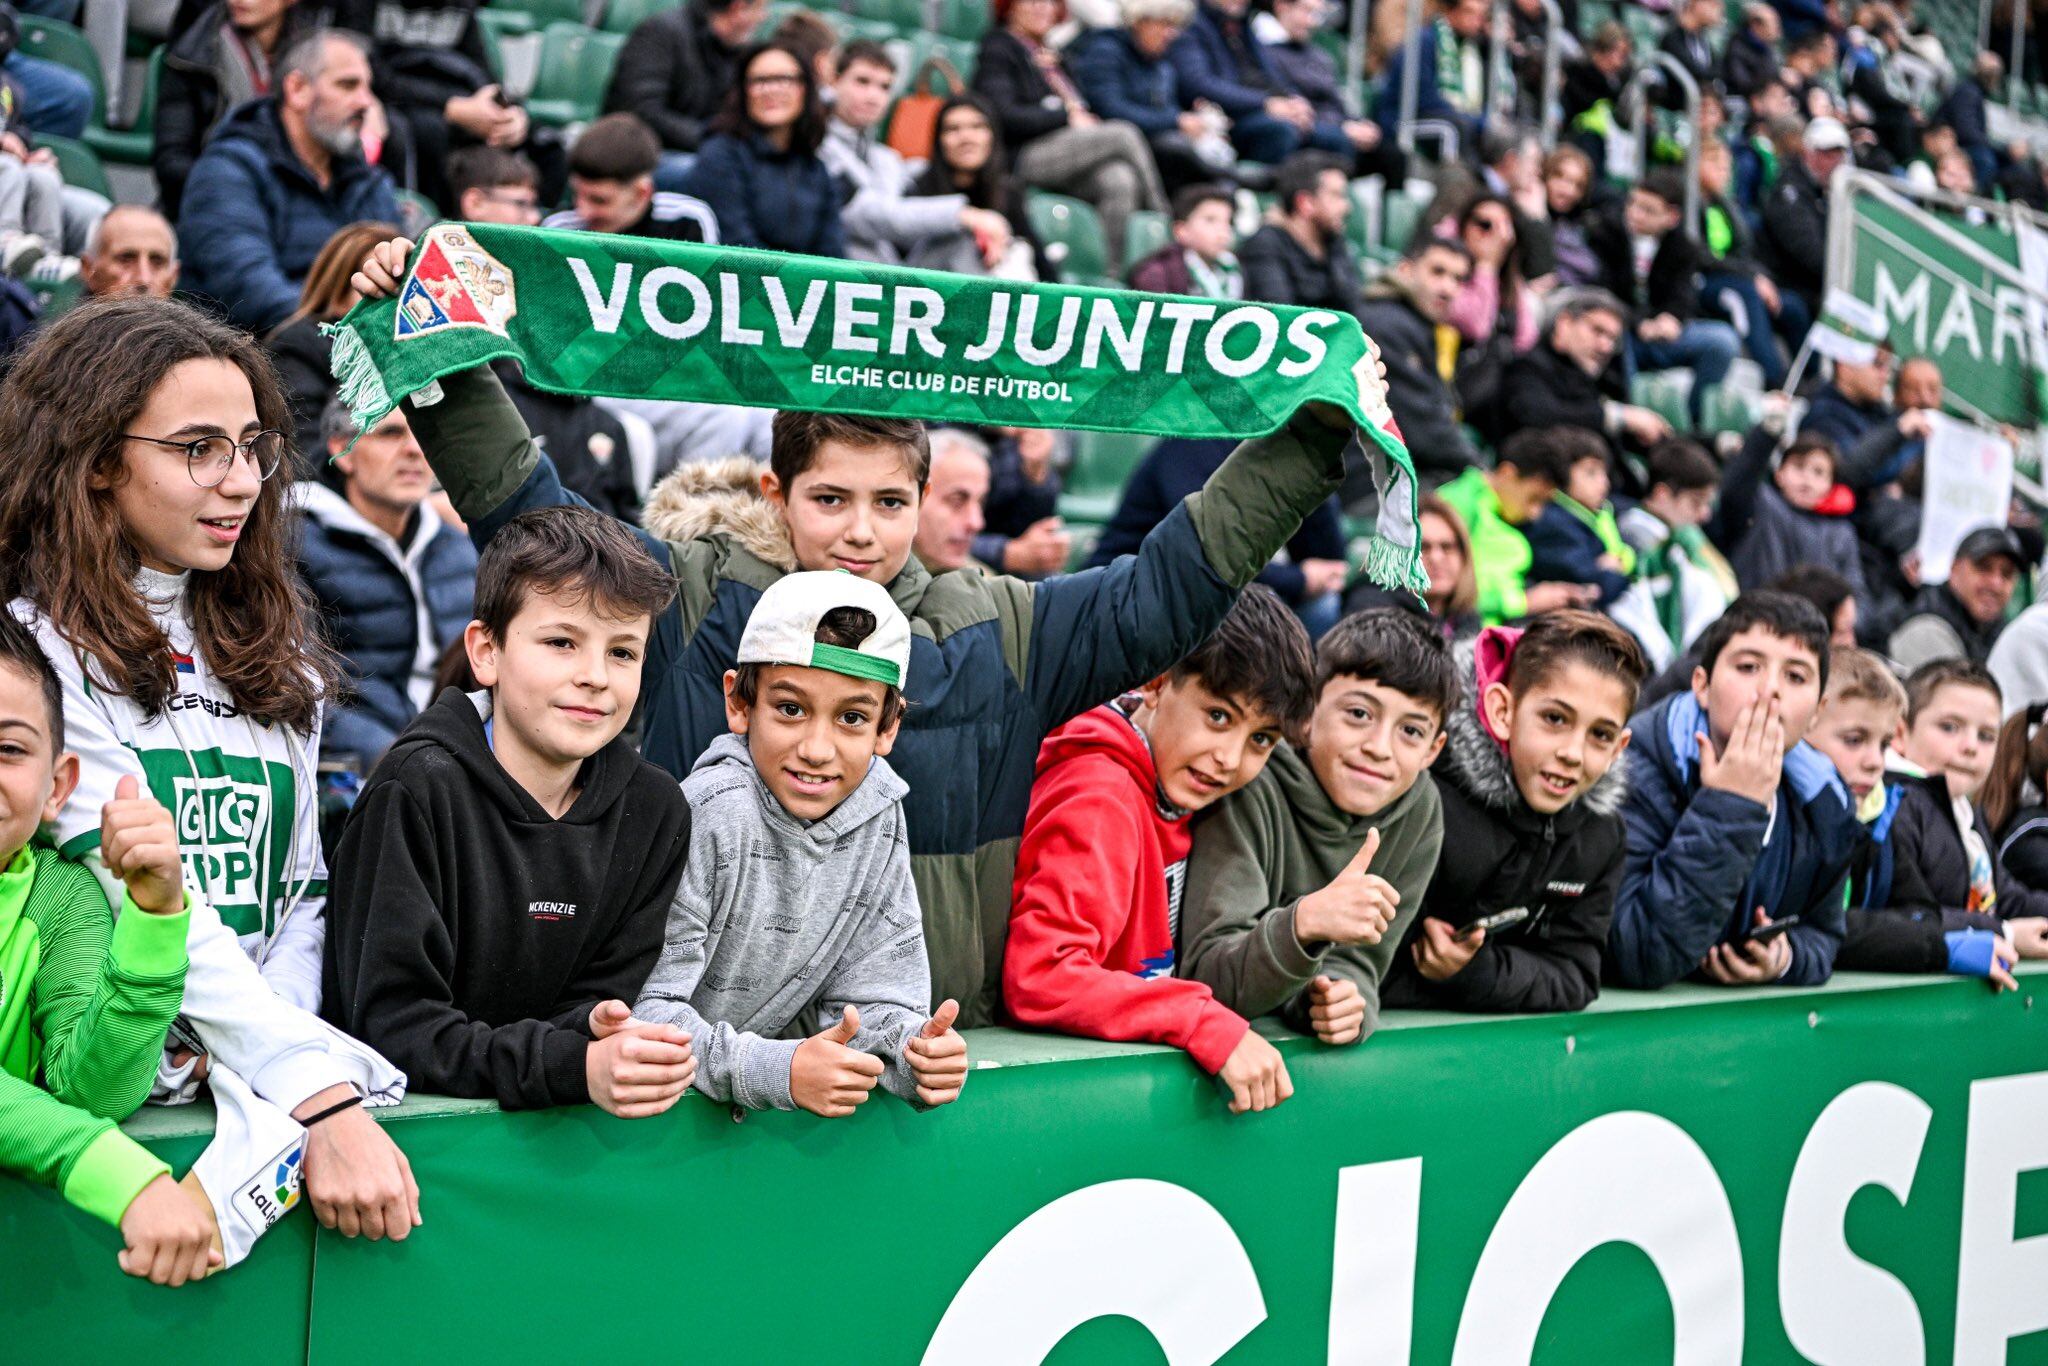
[1370,18,1470,138]
[680,130,845,258]
[1170,3,1285,118]
[1069,27,1182,136]
[1525,499,1629,606]
[178,99,401,332]
[1799,383,1892,454]
[296,484,477,767]
[1085,436,1345,604]
[1610,691,1859,988]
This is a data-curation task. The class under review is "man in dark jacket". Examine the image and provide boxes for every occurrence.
[178,30,400,332]
[1370,0,1488,148]
[1068,2,1216,192]
[299,402,477,769]
[1760,115,1847,316]
[1800,342,1896,454]
[601,0,761,183]
[152,0,326,218]
[1722,2,1782,97]
[1239,151,1362,312]
[1655,0,1721,103]
[1172,0,1321,164]
[1937,52,2003,191]
[1262,0,1406,182]
[1889,526,2026,671]
[1356,235,1484,486]
[1610,592,1860,988]
[1499,287,1670,461]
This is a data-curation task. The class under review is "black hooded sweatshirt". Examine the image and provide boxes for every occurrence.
[323,688,691,1108]
[1381,640,1628,1014]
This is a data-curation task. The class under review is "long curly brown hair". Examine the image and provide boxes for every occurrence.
[0,295,338,733]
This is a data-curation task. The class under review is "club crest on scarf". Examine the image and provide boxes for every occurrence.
[395,224,518,341]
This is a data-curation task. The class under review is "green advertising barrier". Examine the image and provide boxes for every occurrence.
[9,969,2048,1364]
[1840,191,2044,429]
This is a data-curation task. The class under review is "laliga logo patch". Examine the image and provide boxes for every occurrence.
[396,224,518,341]
[237,1138,304,1228]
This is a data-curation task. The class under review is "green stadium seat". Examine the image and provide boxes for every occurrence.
[1380,186,1430,255]
[525,23,624,127]
[841,17,903,44]
[875,0,927,28]
[89,44,159,164]
[476,4,535,35]
[1024,191,1109,284]
[937,0,987,41]
[1123,209,1168,267]
[1699,382,1762,437]
[18,18,153,165]
[1630,370,1692,431]
[1059,428,1152,525]
[37,133,110,200]
[496,0,587,30]
[928,36,978,75]
[599,0,679,33]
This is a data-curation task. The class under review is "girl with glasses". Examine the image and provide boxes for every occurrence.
[680,40,845,258]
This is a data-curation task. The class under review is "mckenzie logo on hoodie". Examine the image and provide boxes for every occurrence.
[527,901,578,922]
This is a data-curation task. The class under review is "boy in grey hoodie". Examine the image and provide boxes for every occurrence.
[634,572,969,1116]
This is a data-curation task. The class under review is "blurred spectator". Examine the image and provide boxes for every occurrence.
[1587,169,1740,427]
[603,0,765,189]
[1840,5,1918,168]
[1937,51,2002,191]
[973,0,1167,270]
[1723,2,1783,96]
[915,427,996,573]
[179,30,399,333]
[1617,436,1735,669]
[1889,526,2025,671]
[1238,150,1360,311]
[769,8,839,88]
[1127,180,1241,296]
[154,0,325,217]
[0,56,86,278]
[1446,192,1538,355]
[0,10,89,144]
[328,0,564,214]
[1425,123,1556,280]
[975,427,1070,576]
[266,219,389,476]
[1773,0,1835,42]
[1088,434,1347,632]
[1357,234,1483,485]
[448,142,539,225]
[1801,342,1896,453]
[1655,0,1721,99]
[78,205,178,300]
[1067,0,1225,193]
[1734,90,1798,214]
[1759,113,1845,318]
[1714,400,1871,608]
[909,94,1047,280]
[1779,28,1839,117]
[1541,143,1600,285]
[1438,427,1599,624]
[1697,138,1800,389]
[1371,0,1489,149]
[543,114,718,242]
[1560,21,1630,153]
[1499,287,1670,460]
[825,40,1014,272]
[1835,354,1942,491]
[681,41,843,256]
[1345,492,1483,644]
[298,399,477,771]
[1260,0,1406,183]
[1526,428,1633,608]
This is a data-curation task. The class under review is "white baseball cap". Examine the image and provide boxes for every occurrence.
[1805,117,1851,152]
[737,571,912,690]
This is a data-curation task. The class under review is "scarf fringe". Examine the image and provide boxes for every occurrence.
[322,322,393,442]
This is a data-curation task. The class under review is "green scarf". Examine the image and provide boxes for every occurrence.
[327,224,1426,592]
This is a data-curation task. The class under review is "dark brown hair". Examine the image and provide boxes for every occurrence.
[569,113,661,182]
[447,146,539,202]
[1780,434,1838,482]
[0,295,338,732]
[770,410,931,491]
[729,605,907,729]
[1170,584,1315,739]
[1314,606,1457,730]
[1506,609,1650,714]
[714,41,828,158]
[1418,493,1478,621]
[276,220,396,331]
[473,505,678,640]
[1982,703,2048,837]
[0,608,63,753]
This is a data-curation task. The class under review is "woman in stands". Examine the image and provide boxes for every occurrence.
[681,41,845,258]
[0,295,421,1241]
[265,220,392,480]
[911,93,1049,280]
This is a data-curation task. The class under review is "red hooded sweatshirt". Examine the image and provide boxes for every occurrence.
[1002,703,1249,1074]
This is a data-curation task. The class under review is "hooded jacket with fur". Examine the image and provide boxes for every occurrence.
[1381,637,1628,1014]
[402,365,1349,1028]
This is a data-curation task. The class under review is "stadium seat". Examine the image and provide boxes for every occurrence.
[525,23,624,127]
[1059,428,1152,526]
[1123,209,1168,267]
[1024,191,1113,285]
[493,0,588,31]
[476,3,536,35]
[1630,370,1693,431]
[18,17,152,165]
[37,133,110,200]
[1380,186,1430,256]
[26,270,83,320]
[600,0,679,35]
[1699,382,1763,437]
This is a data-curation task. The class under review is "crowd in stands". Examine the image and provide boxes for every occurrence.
[10,0,2048,1292]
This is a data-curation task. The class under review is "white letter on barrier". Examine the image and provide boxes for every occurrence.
[1451,1111,1743,1366]
[921,1178,1265,1366]
[1327,1158,1420,1366]
[567,258,632,334]
[1779,1081,1932,1365]
[1955,1070,2048,1363]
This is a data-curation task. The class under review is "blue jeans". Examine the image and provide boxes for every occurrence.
[1631,319,1741,425]
[1700,271,1789,389]
[7,53,91,138]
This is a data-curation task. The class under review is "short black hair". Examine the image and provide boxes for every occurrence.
[1274,150,1347,218]
[838,37,894,75]
[1313,607,1458,732]
[1497,426,1587,489]
[1405,231,1473,266]
[1780,433,1838,482]
[730,606,907,729]
[474,505,678,641]
[1171,181,1233,223]
[1648,436,1719,494]
[447,146,538,203]
[1637,168,1687,209]
[0,608,62,753]
[1169,585,1315,738]
[569,113,660,182]
[1905,657,2001,723]
[1788,28,1833,57]
[1696,591,1831,691]
[1765,564,1854,631]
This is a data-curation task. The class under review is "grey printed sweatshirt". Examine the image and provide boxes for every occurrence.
[634,733,933,1110]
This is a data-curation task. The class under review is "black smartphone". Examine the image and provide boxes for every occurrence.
[1743,914,1801,944]
[1460,907,1530,938]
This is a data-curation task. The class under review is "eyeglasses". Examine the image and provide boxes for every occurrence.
[747,73,804,90]
[125,430,286,488]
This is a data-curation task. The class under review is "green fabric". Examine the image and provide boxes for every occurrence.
[808,642,901,687]
[1704,204,1735,260]
[1180,745,1444,1042]
[1437,467,1532,625]
[0,845,186,1227]
[330,223,1427,593]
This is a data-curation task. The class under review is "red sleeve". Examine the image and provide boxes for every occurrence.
[1002,761,1249,1074]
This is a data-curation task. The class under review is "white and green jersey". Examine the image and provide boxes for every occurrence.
[10,571,355,1111]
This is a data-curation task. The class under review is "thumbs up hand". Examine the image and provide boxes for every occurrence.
[1294,829,1401,947]
[100,774,184,915]
[791,1005,886,1118]
[906,999,968,1109]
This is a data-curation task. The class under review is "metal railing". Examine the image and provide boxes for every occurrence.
[1618,53,1702,234]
